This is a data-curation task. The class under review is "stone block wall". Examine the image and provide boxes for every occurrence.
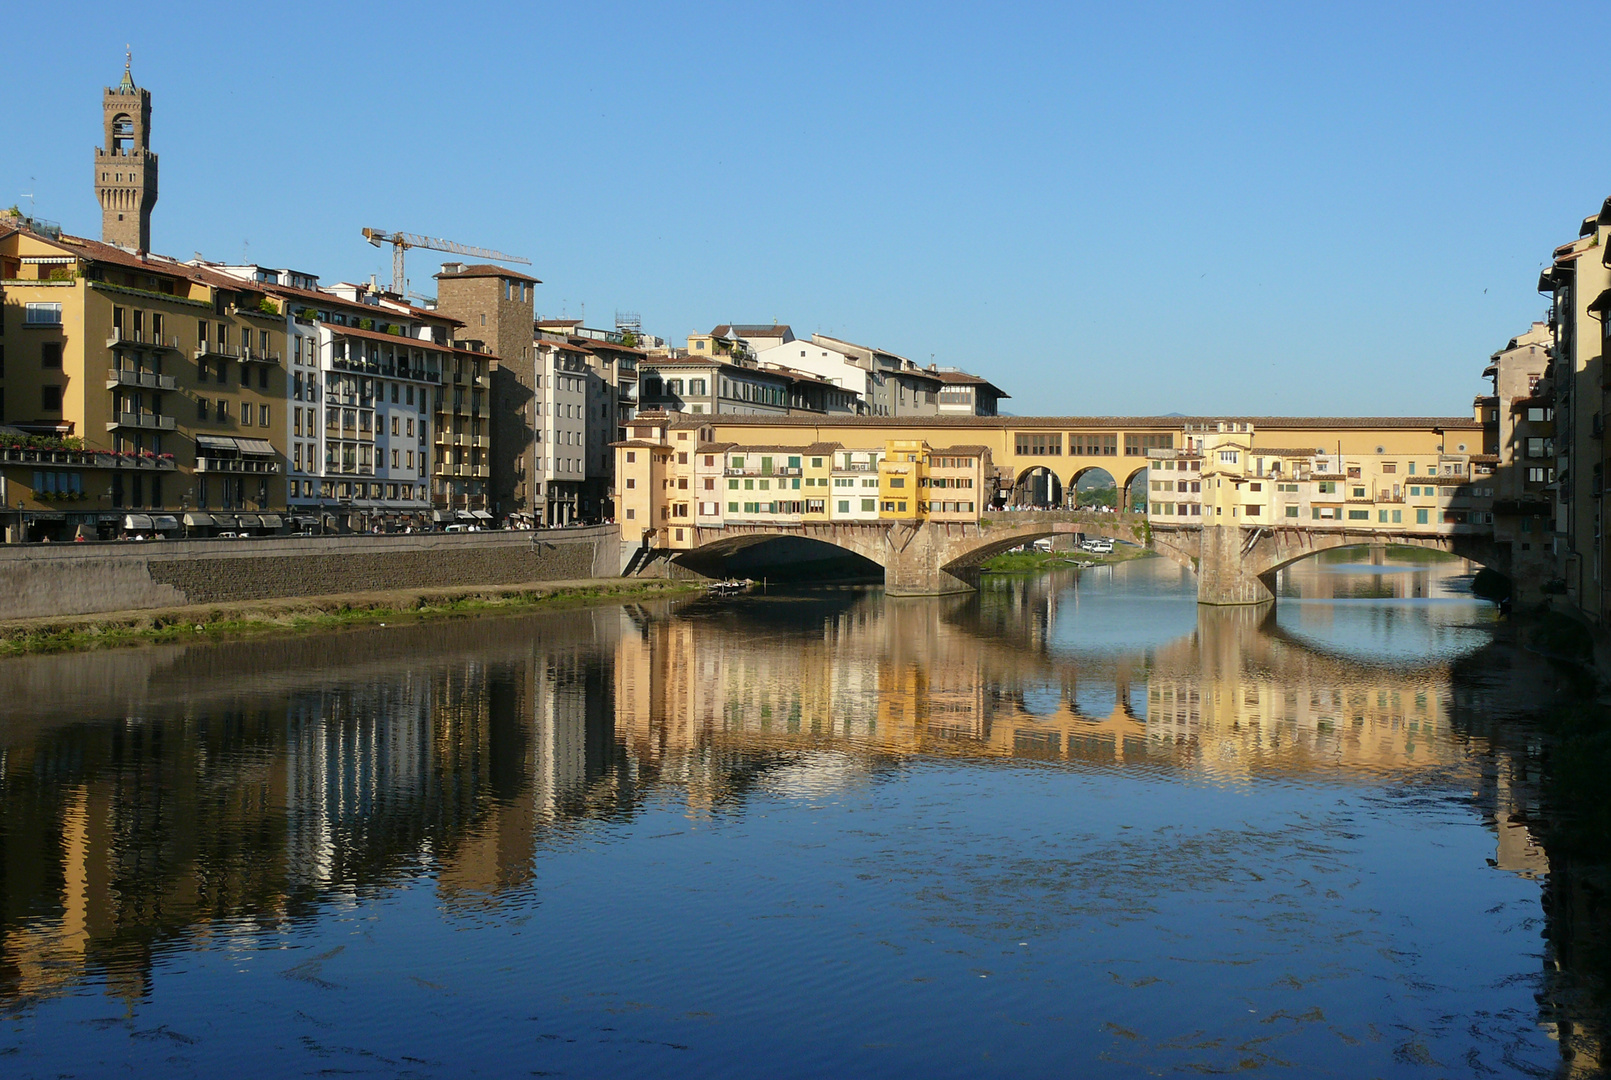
[0,527,618,619]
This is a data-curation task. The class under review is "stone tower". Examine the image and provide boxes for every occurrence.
[93,52,158,251]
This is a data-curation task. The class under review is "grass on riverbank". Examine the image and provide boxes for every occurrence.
[981,546,1153,574]
[0,579,704,657]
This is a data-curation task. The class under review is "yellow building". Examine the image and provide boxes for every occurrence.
[0,223,288,538]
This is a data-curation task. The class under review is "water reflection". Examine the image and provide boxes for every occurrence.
[0,551,1598,1076]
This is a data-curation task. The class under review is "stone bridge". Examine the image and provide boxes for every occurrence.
[652,511,1506,604]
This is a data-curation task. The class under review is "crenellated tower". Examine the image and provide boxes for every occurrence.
[93,51,158,251]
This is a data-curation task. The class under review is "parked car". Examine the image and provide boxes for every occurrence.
[216,531,244,539]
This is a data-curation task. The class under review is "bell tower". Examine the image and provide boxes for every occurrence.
[93,49,158,251]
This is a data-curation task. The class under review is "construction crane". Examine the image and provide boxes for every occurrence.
[361,228,531,295]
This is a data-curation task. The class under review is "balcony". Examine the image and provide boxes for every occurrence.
[194,340,240,360]
[106,368,177,391]
[196,456,281,474]
[0,447,175,470]
[240,347,282,365]
[106,412,176,432]
[107,328,179,351]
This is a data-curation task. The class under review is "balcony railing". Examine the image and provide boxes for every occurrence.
[107,412,176,431]
[240,347,282,364]
[106,368,177,391]
[107,328,180,350]
[196,456,282,474]
[0,447,175,470]
[194,341,240,360]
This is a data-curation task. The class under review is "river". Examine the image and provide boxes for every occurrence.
[0,550,1603,1077]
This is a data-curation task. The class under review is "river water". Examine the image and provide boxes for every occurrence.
[0,550,1603,1077]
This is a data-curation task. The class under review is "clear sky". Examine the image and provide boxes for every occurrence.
[4,1,1606,417]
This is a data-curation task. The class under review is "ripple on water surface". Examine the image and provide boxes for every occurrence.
[0,548,1582,1078]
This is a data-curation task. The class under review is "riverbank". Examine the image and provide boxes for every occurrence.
[0,577,703,656]
[981,546,1153,574]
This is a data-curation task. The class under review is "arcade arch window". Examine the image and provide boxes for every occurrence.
[112,114,134,153]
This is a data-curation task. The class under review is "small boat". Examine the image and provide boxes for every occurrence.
[707,579,754,594]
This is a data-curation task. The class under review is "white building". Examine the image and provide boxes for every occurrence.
[534,337,589,525]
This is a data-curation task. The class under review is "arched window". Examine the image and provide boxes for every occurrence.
[111,114,134,154]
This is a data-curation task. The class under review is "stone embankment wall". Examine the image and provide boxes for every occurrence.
[0,527,619,619]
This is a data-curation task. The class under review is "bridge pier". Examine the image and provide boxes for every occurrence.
[1195,525,1276,605]
[884,526,979,596]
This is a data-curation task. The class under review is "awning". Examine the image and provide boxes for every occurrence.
[211,515,237,528]
[124,514,154,530]
[236,514,263,527]
[150,515,180,531]
[259,514,283,529]
[237,438,276,456]
[98,514,122,523]
[457,510,476,521]
[196,435,239,452]
[182,512,215,527]
[432,510,452,522]
[471,510,493,521]
[292,515,318,526]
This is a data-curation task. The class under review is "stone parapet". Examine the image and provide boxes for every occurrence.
[0,527,619,619]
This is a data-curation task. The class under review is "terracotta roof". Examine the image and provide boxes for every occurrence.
[536,338,594,355]
[53,233,192,277]
[434,263,542,284]
[327,322,454,352]
[929,369,1010,397]
[933,444,992,455]
[262,280,464,326]
[695,442,739,453]
[611,440,673,450]
[572,337,648,357]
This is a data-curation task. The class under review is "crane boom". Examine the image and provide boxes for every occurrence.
[362,227,531,294]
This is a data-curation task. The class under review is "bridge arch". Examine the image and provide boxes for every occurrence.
[1068,466,1118,509]
[1122,467,1149,511]
[1244,532,1509,584]
[1010,466,1063,509]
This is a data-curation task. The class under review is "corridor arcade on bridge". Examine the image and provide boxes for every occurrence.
[612,412,1497,601]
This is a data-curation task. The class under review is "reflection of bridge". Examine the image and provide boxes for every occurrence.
[666,511,1505,604]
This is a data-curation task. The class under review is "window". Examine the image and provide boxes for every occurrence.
[217,399,228,421]
[198,398,209,421]
[40,342,62,369]
[1284,506,1299,518]
[41,385,62,411]
[241,403,252,426]
[1015,432,1061,456]
[1124,433,1173,456]
[1416,509,1428,525]
[1068,433,1118,456]
[861,498,876,512]
[838,500,850,513]
[260,405,270,427]
[24,303,61,326]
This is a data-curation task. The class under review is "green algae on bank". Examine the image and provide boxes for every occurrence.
[0,579,703,656]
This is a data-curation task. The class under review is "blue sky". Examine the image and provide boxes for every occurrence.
[4,1,1605,416]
